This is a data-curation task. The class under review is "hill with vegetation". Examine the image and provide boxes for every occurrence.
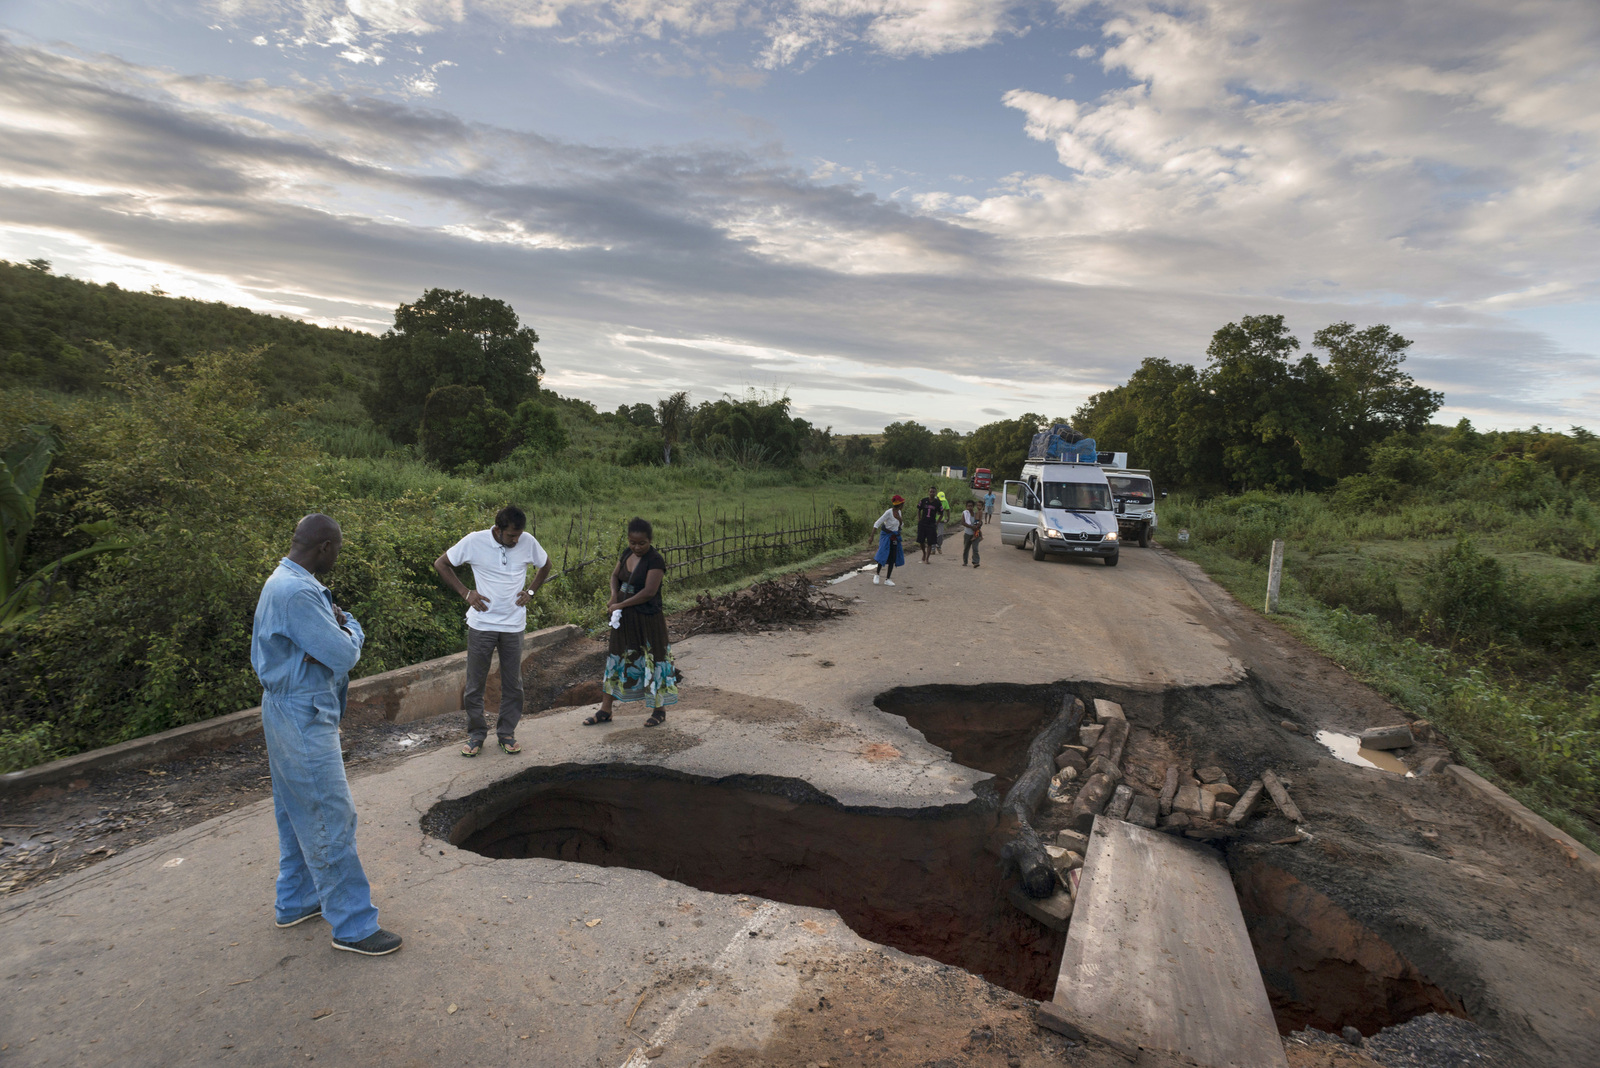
[0,261,970,771]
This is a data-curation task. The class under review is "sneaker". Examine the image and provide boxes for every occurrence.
[275,906,322,929]
[883,579,896,586]
[332,928,403,956]
[872,574,880,584]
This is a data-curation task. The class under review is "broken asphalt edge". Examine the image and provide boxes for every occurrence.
[1445,764,1600,883]
[0,623,582,797]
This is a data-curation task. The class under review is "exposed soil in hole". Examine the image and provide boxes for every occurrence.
[1235,861,1468,1035]
[874,683,1060,790]
[430,765,1065,1000]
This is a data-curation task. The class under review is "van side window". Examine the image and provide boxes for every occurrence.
[1006,483,1033,508]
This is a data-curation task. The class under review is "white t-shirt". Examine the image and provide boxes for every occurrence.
[445,529,550,633]
[874,508,902,533]
[962,509,977,533]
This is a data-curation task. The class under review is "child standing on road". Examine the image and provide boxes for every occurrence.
[962,500,983,568]
[873,495,906,586]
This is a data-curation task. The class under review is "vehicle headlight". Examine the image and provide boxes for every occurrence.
[1104,531,1119,541]
[1044,528,1063,539]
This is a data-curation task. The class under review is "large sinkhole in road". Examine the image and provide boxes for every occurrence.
[433,765,1062,998]
[428,681,1467,1030]
[430,682,1069,1000]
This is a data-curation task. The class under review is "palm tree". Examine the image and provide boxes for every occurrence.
[657,391,690,466]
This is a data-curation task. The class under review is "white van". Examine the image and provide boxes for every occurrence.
[998,461,1120,566]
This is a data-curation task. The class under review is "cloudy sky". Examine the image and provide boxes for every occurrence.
[1,0,1597,433]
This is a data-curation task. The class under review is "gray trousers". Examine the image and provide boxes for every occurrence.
[463,627,523,743]
[963,533,981,566]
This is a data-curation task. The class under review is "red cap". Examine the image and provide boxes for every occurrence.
[890,495,905,505]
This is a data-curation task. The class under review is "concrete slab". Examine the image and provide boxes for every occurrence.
[1042,817,1287,1068]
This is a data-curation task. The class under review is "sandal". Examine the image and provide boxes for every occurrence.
[644,712,666,728]
[461,742,482,757]
[498,739,522,754]
[582,711,612,726]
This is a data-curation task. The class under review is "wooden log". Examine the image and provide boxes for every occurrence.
[1002,694,1088,898]
[1159,764,1179,816]
[1260,770,1303,823]
[1226,779,1265,825]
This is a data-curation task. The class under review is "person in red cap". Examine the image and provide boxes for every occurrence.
[871,495,906,586]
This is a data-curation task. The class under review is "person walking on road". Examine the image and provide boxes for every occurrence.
[915,485,941,564]
[962,499,983,568]
[585,517,678,727]
[935,490,951,554]
[873,495,906,585]
[983,489,997,522]
[251,514,400,957]
[434,505,551,757]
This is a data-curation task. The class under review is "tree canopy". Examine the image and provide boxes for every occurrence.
[367,288,542,444]
[1073,315,1442,491]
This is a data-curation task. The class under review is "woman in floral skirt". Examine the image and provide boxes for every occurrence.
[584,517,678,727]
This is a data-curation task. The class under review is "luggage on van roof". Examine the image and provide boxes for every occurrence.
[1028,423,1098,463]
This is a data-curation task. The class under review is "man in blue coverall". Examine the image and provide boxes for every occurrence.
[250,514,401,956]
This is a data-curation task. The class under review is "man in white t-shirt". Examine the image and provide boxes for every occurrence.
[432,506,551,756]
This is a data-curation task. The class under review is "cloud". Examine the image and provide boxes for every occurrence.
[2,15,1598,433]
[979,0,1600,310]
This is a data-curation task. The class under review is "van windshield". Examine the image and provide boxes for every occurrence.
[1040,482,1111,511]
[1108,476,1155,502]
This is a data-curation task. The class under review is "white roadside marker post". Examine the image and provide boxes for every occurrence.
[1265,538,1285,613]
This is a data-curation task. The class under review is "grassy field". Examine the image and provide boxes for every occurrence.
[1160,490,1600,850]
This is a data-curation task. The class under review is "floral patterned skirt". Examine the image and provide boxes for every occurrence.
[603,606,678,712]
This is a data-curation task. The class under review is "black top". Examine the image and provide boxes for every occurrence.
[619,548,668,615]
[917,496,940,522]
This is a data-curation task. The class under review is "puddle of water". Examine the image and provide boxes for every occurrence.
[1316,731,1413,776]
[827,572,857,585]
[396,735,421,748]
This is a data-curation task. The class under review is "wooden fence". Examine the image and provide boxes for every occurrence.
[549,503,853,587]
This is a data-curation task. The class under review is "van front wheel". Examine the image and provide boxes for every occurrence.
[1104,552,1120,567]
[1032,534,1047,561]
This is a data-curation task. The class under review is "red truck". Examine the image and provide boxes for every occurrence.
[970,468,992,490]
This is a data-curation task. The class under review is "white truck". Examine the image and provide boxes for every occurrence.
[998,460,1122,566]
[1103,467,1158,548]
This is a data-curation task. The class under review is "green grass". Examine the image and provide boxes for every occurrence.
[1160,491,1600,851]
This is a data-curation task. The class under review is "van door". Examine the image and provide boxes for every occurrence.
[1000,480,1039,546]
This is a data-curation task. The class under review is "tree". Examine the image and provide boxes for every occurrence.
[878,421,934,470]
[965,414,1045,481]
[615,403,657,427]
[656,392,690,465]
[366,289,542,443]
[419,385,512,469]
[930,428,967,469]
[689,391,811,465]
[1314,322,1443,469]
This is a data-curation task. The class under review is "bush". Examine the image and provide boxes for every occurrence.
[512,400,570,456]
[419,385,512,470]
[1304,562,1405,626]
[1418,536,1513,642]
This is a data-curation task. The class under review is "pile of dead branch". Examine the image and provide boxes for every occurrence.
[674,575,850,638]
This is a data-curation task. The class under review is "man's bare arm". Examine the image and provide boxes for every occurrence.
[434,553,490,612]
